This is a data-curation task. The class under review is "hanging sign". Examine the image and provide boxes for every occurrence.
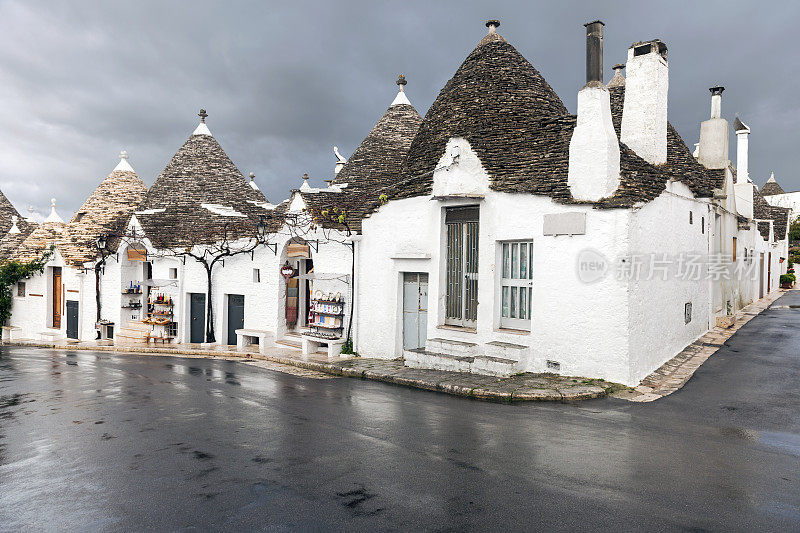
[280,263,296,280]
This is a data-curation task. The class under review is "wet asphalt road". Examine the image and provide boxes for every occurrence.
[1,295,799,532]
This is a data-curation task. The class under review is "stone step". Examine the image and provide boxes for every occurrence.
[471,355,517,377]
[404,349,518,377]
[484,340,528,361]
[276,338,302,349]
[425,337,478,357]
[404,349,473,373]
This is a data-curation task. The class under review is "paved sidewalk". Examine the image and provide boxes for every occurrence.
[613,290,788,402]
[3,340,620,402]
[8,291,785,403]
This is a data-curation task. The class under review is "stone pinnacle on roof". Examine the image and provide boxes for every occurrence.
[300,173,312,191]
[486,19,500,31]
[44,198,64,223]
[607,63,625,87]
[391,74,412,106]
[114,149,135,172]
[248,172,261,191]
[8,215,20,234]
[761,171,785,196]
[193,108,212,136]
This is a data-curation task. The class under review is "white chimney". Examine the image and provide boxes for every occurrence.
[697,86,729,169]
[620,40,669,165]
[568,21,621,201]
[734,116,750,183]
[333,146,347,176]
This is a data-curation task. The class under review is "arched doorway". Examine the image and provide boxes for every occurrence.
[282,238,313,333]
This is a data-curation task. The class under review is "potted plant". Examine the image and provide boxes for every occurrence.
[780,273,796,289]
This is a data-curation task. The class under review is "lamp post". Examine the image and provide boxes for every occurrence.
[94,234,111,339]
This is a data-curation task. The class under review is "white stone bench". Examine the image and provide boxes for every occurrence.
[301,335,346,358]
[235,329,275,355]
[1,326,21,343]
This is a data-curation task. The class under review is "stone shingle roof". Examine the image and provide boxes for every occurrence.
[302,99,422,232]
[0,222,37,262]
[760,178,785,196]
[137,126,272,248]
[298,28,726,231]
[15,221,68,262]
[0,190,33,236]
[754,187,789,242]
[13,165,148,266]
[403,31,570,194]
[381,30,720,213]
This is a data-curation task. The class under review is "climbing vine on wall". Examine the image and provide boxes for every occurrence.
[0,246,53,325]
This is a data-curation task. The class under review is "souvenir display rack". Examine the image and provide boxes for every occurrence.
[121,281,144,321]
[308,293,345,340]
[143,292,177,341]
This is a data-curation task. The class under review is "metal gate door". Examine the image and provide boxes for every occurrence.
[66,300,79,339]
[445,206,479,327]
[759,253,765,299]
[190,293,206,343]
[227,294,244,345]
[403,273,428,350]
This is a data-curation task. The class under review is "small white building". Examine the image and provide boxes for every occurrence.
[7,153,147,342]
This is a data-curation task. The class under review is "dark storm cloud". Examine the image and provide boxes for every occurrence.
[1,0,798,218]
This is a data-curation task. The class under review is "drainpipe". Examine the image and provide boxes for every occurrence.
[347,234,363,348]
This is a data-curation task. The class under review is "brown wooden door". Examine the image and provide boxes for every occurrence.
[52,267,62,328]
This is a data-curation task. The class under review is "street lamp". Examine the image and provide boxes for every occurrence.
[96,234,108,253]
[257,215,268,240]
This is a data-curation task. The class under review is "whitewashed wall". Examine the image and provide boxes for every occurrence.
[626,181,711,384]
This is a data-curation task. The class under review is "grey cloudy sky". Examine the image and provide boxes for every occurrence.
[1,0,798,219]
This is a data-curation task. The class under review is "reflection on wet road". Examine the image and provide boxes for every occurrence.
[1,294,799,531]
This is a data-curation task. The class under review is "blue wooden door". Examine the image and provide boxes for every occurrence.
[66,300,79,339]
[190,293,206,343]
[227,294,244,345]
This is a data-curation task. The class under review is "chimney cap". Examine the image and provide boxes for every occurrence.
[612,64,625,71]
[583,20,605,27]
[709,86,725,96]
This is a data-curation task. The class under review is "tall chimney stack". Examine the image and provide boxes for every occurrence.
[620,40,669,165]
[734,116,750,182]
[697,86,729,169]
[568,21,621,201]
[585,21,604,84]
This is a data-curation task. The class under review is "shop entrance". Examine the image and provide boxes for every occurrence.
[283,240,313,332]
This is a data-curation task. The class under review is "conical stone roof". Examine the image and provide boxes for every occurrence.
[404,29,569,183]
[14,156,148,266]
[305,84,423,232]
[137,120,270,248]
[760,173,785,196]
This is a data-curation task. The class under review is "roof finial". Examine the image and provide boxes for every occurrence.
[391,74,412,106]
[9,215,20,234]
[486,19,500,33]
[198,109,208,123]
[119,149,129,160]
[300,173,312,192]
[45,197,64,223]
[249,172,255,181]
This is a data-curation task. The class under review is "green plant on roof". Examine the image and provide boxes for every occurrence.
[379,194,388,205]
